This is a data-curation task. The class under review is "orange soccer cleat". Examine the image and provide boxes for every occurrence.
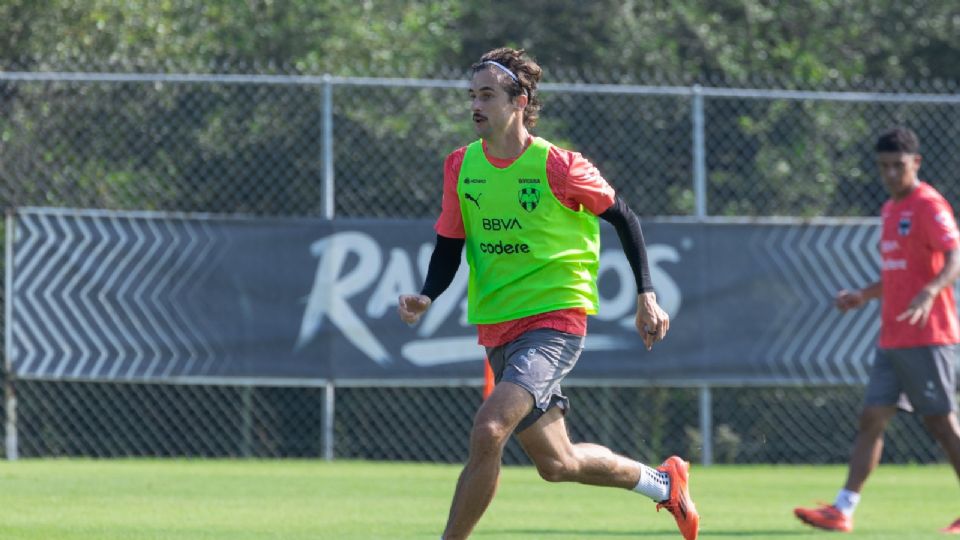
[794,503,853,532]
[656,456,700,540]
[942,517,960,534]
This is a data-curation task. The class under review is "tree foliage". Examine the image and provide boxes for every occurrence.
[453,1,960,85]
[0,0,462,74]
[4,1,959,82]
[1,1,958,218]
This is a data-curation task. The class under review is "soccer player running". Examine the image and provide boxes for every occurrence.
[397,47,699,540]
[795,127,960,534]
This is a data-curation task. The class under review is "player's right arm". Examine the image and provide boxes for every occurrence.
[399,234,464,324]
[398,149,467,326]
[835,281,882,312]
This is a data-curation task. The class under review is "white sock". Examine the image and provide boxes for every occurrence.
[833,489,861,516]
[633,464,670,502]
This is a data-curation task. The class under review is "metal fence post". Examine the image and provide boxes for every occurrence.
[321,75,335,460]
[699,385,713,466]
[322,75,335,220]
[693,87,712,466]
[691,85,707,218]
[323,381,335,460]
[240,386,253,457]
[4,378,16,461]
[4,211,16,461]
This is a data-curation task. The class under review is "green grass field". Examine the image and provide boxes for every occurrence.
[0,459,953,539]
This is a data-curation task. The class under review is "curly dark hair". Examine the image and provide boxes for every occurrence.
[875,126,920,154]
[471,47,543,128]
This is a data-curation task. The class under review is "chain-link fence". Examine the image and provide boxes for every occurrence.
[2,69,959,464]
[6,382,941,465]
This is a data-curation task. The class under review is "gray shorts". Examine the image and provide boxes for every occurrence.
[864,345,958,415]
[485,328,584,433]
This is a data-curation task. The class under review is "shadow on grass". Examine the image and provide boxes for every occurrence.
[697,532,812,537]
[485,529,811,537]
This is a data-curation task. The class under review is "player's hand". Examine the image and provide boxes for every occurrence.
[635,292,669,351]
[835,289,866,312]
[896,287,935,327]
[398,294,432,325]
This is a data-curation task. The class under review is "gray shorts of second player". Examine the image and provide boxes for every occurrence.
[864,345,958,415]
[485,328,584,433]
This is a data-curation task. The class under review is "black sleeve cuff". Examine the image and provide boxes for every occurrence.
[599,195,654,293]
[419,235,465,301]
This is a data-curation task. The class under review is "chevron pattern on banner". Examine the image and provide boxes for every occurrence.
[16,209,955,385]
[748,222,881,383]
[10,209,227,379]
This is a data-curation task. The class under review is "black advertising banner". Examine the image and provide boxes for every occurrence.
[8,208,887,383]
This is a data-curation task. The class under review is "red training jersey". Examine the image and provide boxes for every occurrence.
[434,138,617,347]
[879,181,960,348]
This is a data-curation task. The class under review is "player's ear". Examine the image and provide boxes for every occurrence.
[514,92,528,111]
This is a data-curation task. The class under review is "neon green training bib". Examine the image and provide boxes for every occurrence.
[457,137,600,324]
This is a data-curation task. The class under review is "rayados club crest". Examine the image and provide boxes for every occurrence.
[518,187,540,212]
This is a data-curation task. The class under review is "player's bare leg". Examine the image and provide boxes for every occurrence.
[923,412,960,481]
[518,407,699,540]
[795,405,894,532]
[843,405,897,492]
[442,382,533,540]
[923,412,960,532]
[516,407,641,487]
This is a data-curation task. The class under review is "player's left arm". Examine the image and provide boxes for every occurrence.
[897,248,960,326]
[897,199,960,326]
[598,196,667,350]
[561,150,667,350]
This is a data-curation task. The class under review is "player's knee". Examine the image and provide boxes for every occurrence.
[923,414,957,440]
[534,456,576,482]
[470,420,511,451]
[857,408,891,434]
